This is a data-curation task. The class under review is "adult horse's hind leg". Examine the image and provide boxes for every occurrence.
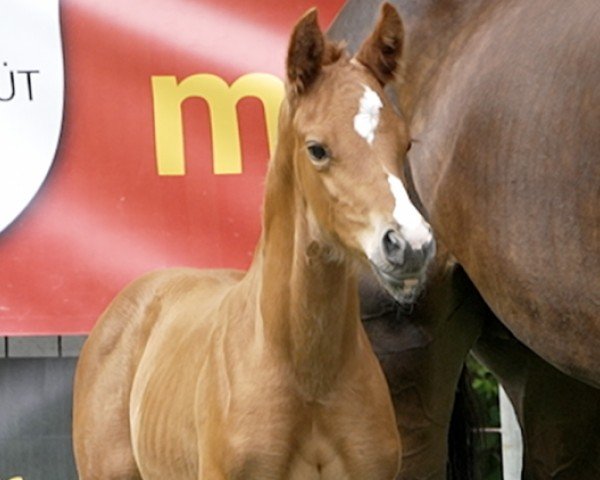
[474,321,600,479]
[73,274,163,479]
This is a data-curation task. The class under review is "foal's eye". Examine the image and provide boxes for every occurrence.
[306,142,330,164]
[406,140,413,153]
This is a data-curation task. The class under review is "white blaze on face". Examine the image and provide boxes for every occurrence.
[353,85,382,145]
[387,175,432,250]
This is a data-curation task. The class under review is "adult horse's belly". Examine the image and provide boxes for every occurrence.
[410,0,600,386]
[424,152,599,386]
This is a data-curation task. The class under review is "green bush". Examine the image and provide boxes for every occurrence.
[466,354,502,480]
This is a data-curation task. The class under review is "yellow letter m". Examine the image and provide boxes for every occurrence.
[151,73,284,175]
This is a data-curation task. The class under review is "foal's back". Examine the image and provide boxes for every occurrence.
[73,267,244,479]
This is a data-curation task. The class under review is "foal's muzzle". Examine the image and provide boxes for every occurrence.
[371,226,436,303]
[382,228,435,274]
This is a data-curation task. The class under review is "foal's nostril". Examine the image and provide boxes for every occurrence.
[382,229,406,266]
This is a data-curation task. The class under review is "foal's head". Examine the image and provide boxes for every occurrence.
[282,3,435,303]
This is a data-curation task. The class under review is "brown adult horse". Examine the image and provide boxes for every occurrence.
[73,5,437,479]
[330,0,600,478]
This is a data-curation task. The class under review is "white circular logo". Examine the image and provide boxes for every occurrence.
[0,0,64,233]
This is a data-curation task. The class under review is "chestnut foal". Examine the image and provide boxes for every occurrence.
[73,5,435,479]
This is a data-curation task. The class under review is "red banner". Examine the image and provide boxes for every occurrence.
[0,0,344,335]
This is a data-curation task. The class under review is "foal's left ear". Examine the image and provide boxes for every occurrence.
[355,3,404,85]
[287,9,340,95]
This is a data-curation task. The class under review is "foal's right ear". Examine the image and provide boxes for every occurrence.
[286,9,325,95]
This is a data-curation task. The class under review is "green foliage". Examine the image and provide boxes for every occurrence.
[467,355,500,426]
[466,354,502,480]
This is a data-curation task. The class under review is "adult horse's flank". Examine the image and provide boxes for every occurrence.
[73,5,435,479]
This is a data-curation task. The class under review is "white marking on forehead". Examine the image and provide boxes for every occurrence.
[353,85,382,145]
[387,175,433,250]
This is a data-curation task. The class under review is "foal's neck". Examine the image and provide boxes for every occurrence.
[254,139,361,399]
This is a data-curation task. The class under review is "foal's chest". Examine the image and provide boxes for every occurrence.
[224,431,399,480]
[219,403,400,480]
